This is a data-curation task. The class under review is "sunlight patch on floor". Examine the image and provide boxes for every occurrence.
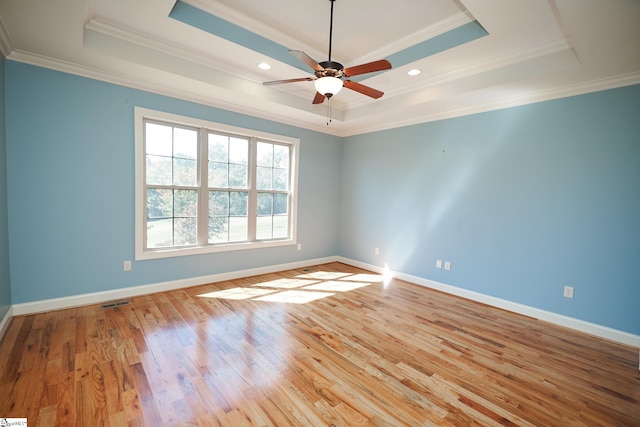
[303,281,370,292]
[254,290,335,304]
[252,278,319,289]
[295,271,353,280]
[342,273,385,283]
[198,287,277,300]
[197,269,381,304]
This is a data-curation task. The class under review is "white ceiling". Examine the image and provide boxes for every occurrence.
[0,0,639,136]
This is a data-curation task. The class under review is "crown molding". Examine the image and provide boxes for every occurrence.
[388,38,574,101]
[352,11,475,65]
[5,49,343,136]
[7,46,639,138]
[181,0,327,61]
[343,72,640,136]
[85,18,233,74]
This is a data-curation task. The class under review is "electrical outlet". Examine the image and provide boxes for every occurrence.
[564,286,574,299]
[436,259,442,269]
[123,260,132,272]
[444,261,451,271]
[297,243,302,251]
[375,247,380,255]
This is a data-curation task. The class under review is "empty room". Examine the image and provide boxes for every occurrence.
[0,0,639,425]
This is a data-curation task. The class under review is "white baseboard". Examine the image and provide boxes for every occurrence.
[7,255,639,350]
[0,305,13,342]
[337,257,640,349]
[11,256,339,316]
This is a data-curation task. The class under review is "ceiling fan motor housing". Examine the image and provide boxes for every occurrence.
[317,61,344,78]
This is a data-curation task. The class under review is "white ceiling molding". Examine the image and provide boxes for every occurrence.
[0,0,638,136]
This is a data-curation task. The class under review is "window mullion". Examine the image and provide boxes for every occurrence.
[197,128,208,245]
[247,137,258,241]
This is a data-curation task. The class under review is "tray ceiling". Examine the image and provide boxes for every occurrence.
[0,0,639,136]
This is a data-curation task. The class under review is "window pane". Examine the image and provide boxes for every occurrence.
[273,215,288,238]
[147,123,198,188]
[257,142,273,167]
[274,193,288,215]
[147,218,173,248]
[147,189,172,218]
[230,192,248,216]
[145,123,172,156]
[209,217,228,243]
[229,164,247,188]
[174,158,197,186]
[146,155,172,186]
[273,144,289,169]
[256,216,272,240]
[257,193,273,216]
[209,134,228,162]
[209,191,229,216]
[175,218,197,246]
[208,191,247,244]
[273,168,288,191]
[229,217,247,242]
[173,128,198,159]
[256,167,272,190]
[229,138,248,164]
[210,162,228,188]
[174,190,197,217]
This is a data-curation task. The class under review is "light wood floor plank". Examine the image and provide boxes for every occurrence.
[1,262,638,426]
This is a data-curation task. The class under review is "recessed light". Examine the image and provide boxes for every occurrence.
[408,68,422,76]
[258,62,271,70]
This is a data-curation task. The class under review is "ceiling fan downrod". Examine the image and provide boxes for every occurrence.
[328,0,335,62]
[319,0,343,79]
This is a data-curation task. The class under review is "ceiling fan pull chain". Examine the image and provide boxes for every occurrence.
[326,97,333,125]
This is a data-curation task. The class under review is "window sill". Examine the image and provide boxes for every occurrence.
[135,239,297,261]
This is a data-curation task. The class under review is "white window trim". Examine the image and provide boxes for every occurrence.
[134,107,299,260]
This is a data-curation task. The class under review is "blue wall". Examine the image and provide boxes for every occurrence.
[4,59,639,337]
[338,85,640,335]
[5,62,341,304]
[0,56,11,320]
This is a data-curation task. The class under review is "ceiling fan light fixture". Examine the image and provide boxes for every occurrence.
[314,76,343,97]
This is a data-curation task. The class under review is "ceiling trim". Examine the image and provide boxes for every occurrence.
[171,1,485,77]
[6,49,341,135]
[183,0,476,68]
[85,18,241,77]
[170,1,305,72]
[361,13,478,65]
[7,46,640,138]
[346,38,574,110]
[344,72,640,136]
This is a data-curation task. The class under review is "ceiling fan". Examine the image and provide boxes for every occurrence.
[263,0,392,104]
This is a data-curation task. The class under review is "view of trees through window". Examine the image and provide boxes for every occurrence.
[144,120,292,251]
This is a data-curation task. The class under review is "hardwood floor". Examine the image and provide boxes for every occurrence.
[0,262,638,426]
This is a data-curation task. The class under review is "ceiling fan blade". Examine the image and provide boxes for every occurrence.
[289,50,324,72]
[344,80,384,99]
[343,59,392,77]
[312,92,325,104]
[263,77,314,86]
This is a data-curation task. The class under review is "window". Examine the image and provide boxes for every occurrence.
[135,108,299,260]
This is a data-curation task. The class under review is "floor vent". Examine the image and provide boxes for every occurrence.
[101,300,130,309]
